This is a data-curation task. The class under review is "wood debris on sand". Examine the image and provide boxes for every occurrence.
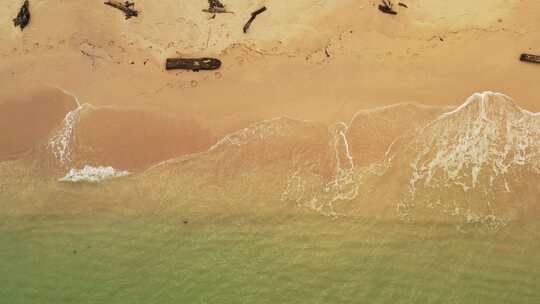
[520,53,540,64]
[243,6,267,33]
[165,58,222,71]
[378,0,397,15]
[104,1,139,19]
[13,0,30,30]
[203,0,233,14]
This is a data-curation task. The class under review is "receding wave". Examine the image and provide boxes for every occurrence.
[141,91,540,225]
[2,91,539,226]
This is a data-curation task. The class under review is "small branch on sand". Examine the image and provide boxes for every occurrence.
[520,53,540,64]
[325,47,331,58]
[13,0,30,30]
[243,6,267,33]
[378,0,397,15]
[104,1,139,19]
[398,2,408,8]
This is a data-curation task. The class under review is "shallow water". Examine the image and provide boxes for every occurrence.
[1,214,539,303]
[1,89,540,303]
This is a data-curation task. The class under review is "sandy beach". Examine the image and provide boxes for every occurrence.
[2,1,539,135]
[1,0,540,212]
[3,2,540,303]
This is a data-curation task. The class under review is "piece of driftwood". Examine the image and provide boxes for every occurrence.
[325,47,331,58]
[165,58,222,71]
[379,0,397,15]
[202,0,232,14]
[104,1,139,19]
[520,53,540,64]
[209,0,224,11]
[13,0,30,30]
[243,6,267,33]
[398,2,408,8]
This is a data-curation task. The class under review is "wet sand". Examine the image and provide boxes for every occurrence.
[0,88,76,161]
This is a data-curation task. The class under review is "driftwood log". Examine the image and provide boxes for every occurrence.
[378,0,397,15]
[165,58,222,71]
[520,53,540,64]
[104,1,139,19]
[13,0,30,30]
[243,6,267,33]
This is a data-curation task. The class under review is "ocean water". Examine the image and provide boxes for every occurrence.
[1,89,540,303]
[1,214,539,303]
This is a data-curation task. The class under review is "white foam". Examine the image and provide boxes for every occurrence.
[47,88,94,166]
[49,105,83,165]
[59,166,130,183]
[410,91,540,192]
[209,116,301,151]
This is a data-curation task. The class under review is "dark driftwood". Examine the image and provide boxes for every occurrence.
[378,0,397,15]
[243,6,267,33]
[398,2,408,8]
[104,1,139,19]
[203,0,232,14]
[520,53,540,64]
[209,0,224,10]
[13,0,30,30]
[166,58,222,71]
[202,8,233,14]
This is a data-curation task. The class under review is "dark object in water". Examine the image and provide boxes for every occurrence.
[379,0,397,15]
[203,0,232,14]
[520,53,540,64]
[398,2,408,8]
[13,0,30,30]
[243,6,267,33]
[165,58,222,71]
[104,1,139,19]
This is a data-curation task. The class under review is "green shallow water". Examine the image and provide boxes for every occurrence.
[1,214,539,303]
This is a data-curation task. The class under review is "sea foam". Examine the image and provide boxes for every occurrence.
[59,166,130,183]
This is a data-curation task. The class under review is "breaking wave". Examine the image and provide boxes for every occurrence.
[4,88,540,225]
[142,91,540,223]
[59,165,130,183]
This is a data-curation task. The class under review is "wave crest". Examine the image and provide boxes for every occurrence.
[59,165,130,183]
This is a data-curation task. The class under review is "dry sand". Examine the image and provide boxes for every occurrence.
[1,0,539,168]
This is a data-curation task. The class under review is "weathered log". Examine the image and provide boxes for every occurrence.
[104,1,139,19]
[165,58,222,71]
[520,53,540,64]
[243,6,267,33]
[13,0,30,30]
[378,0,397,15]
